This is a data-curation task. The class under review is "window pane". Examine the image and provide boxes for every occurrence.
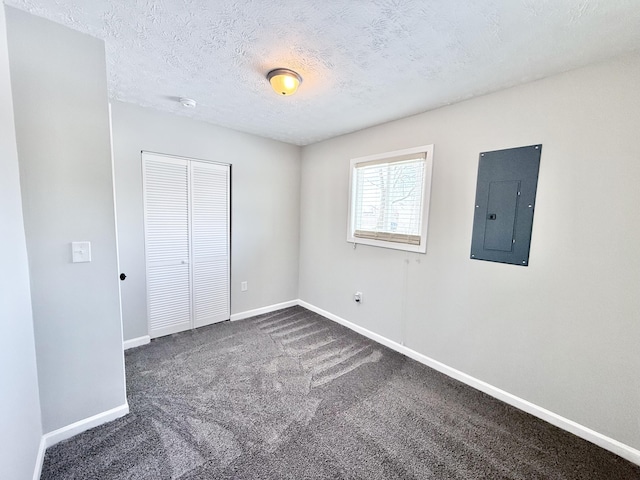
[354,158,424,239]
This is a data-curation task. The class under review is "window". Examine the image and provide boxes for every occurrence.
[347,145,433,253]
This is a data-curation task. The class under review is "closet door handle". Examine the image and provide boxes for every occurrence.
[119,273,127,281]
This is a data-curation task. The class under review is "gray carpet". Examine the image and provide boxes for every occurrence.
[41,306,640,479]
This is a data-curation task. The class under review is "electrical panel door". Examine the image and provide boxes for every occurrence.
[470,145,541,266]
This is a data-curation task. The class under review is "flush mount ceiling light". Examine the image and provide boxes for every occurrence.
[267,68,303,96]
[180,97,196,108]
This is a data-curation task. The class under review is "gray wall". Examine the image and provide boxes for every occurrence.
[111,101,301,341]
[299,53,640,449]
[0,6,43,478]
[7,8,126,433]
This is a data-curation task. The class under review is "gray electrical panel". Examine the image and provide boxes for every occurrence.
[470,144,541,266]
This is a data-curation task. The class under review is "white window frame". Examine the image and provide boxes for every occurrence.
[347,144,434,253]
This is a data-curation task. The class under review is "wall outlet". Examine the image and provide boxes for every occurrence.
[241,281,248,292]
[354,291,362,304]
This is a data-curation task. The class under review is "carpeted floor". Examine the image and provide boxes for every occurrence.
[41,306,640,479]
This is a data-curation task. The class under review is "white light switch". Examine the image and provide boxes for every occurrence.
[72,241,91,263]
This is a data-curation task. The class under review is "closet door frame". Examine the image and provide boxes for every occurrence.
[142,151,231,339]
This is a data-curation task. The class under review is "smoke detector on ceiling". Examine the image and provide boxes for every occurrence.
[179,97,196,108]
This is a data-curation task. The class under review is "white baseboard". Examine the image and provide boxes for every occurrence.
[230,299,298,322]
[32,436,46,480]
[123,335,150,350]
[297,299,640,467]
[43,403,129,449]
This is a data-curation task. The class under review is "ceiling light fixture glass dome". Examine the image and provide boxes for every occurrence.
[267,68,303,96]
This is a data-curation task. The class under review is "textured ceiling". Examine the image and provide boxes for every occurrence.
[6,0,640,145]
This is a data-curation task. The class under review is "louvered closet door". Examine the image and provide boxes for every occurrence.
[143,154,192,338]
[190,161,230,327]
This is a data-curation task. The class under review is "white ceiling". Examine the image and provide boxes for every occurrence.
[6,0,640,145]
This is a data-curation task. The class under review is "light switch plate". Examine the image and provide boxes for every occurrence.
[72,241,91,263]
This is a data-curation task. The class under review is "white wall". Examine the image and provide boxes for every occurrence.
[6,7,127,433]
[0,6,43,479]
[299,53,640,449]
[111,101,301,341]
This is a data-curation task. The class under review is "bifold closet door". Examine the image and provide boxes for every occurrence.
[190,161,230,328]
[143,154,192,338]
[143,152,230,339]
